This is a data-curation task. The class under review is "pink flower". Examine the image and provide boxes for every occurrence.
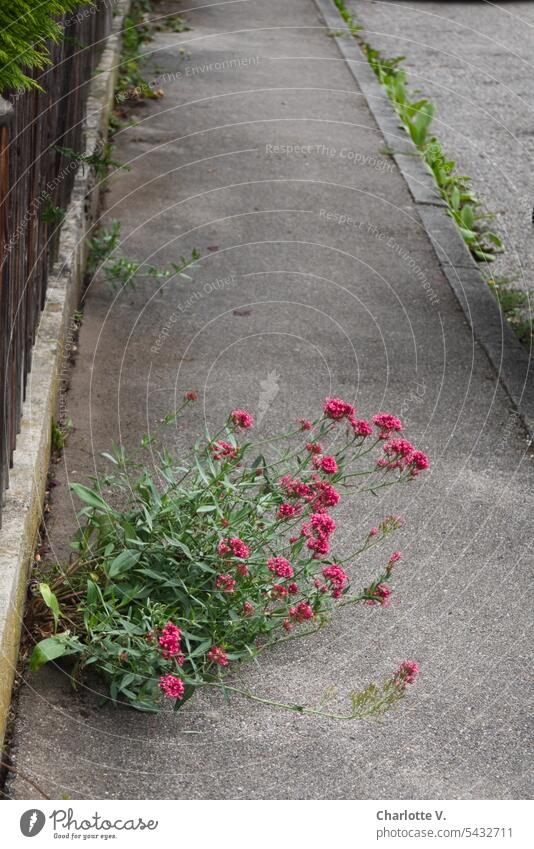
[211,440,238,460]
[287,582,299,594]
[308,536,330,556]
[277,502,301,519]
[373,413,402,438]
[379,440,430,475]
[314,455,337,474]
[271,584,288,599]
[350,417,372,437]
[242,601,255,616]
[365,583,391,607]
[231,409,254,429]
[369,527,379,537]
[389,551,402,565]
[289,602,314,623]
[410,450,429,474]
[384,438,414,458]
[283,619,293,631]
[324,397,355,421]
[207,645,229,666]
[184,390,198,401]
[280,475,314,500]
[267,556,294,579]
[322,564,349,598]
[159,674,185,699]
[215,574,236,593]
[298,419,313,431]
[394,660,420,687]
[311,480,340,508]
[218,537,250,559]
[236,562,249,578]
[158,622,183,659]
[311,512,336,535]
[301,512,336,557]
[306,442,322,454]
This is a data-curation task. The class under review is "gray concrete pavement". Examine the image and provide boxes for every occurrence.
[351,0,534,299]
[9,0,534,799]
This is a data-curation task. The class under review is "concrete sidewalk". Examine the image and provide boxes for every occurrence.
[10,0,533,799]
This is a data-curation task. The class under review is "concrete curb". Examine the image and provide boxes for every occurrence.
[313,0,534,437]
[0,0,131,751]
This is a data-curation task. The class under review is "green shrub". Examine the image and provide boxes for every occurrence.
[0,1,92,95]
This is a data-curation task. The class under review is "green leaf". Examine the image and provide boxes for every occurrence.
[30,635,78,672]
[188,639,212,658]
[196,504,217,513]
[70,483,114,513]
[108,549,141,578]
[460,204,475,230]
[38,582,61,629]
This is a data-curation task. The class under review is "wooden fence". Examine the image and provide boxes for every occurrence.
[0,1,113,525]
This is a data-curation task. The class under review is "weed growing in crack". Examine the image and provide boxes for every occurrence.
[86,221,199,290]
[29,396,427,718]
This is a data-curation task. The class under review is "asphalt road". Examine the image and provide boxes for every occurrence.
[351,0,534,299]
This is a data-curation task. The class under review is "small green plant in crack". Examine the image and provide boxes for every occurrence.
[58,143,129,177]
[86,221,200,290]
[86,220,122,277]
[333,0,362,34]
[362,42,503,261]
[55,144,131,180]
[153,14,191,33]
[331,1,504,263]
[486,276,533,346]
[117,2,157,102]
[51,418,73,453]
[41,196,65,226]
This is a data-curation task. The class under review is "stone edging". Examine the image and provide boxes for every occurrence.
[0,0,131,750]
[313,0,534,438]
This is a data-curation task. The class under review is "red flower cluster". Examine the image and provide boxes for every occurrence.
[313,454,338,475]
[394,660,420,687]
[301,511,336,556]
[322,564,349,598]
[289,601,314,622]
[211,440,238,460]
[365,583,391,606]
[324,397,355,420]
[184,391,198,401]
[215,573,237,593]
[306,442,322,454]
[280,475,340,511]
[207,645,229,666]
[373,413,403,439]
[231,409,254,429]
[159,674,185,699]
[218,537,250,558]
[277,502,301,519]
[267,556,294,579]
[350,418,372,437]
[378,438,430,476]
[158,622,185,664]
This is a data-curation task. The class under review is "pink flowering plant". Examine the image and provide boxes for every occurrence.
[30,396,428,717]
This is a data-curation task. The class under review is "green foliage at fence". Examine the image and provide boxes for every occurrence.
[0,1,92,95]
